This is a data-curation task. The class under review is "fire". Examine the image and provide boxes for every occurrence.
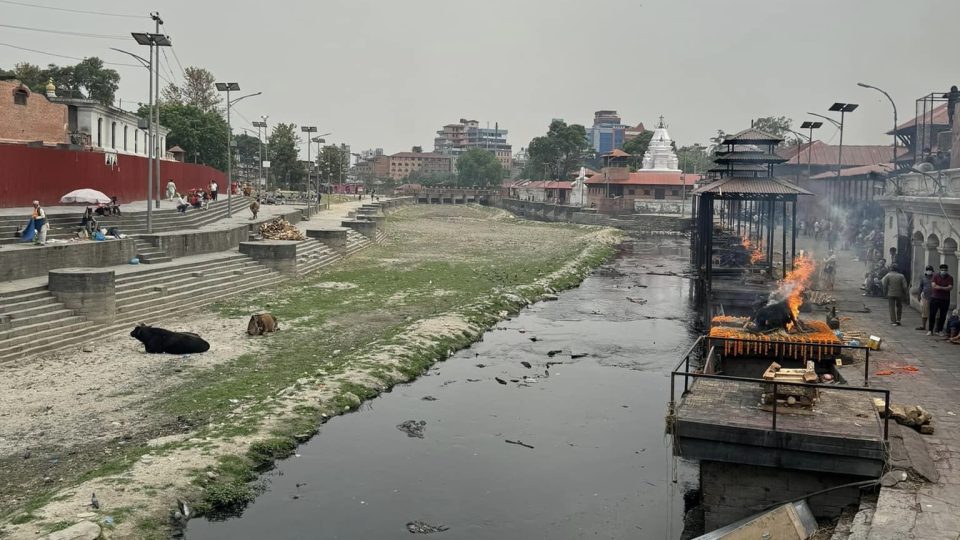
[741,236,764,264]
[782,253,816,323]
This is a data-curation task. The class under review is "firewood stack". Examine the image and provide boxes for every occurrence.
[259,218,305,241]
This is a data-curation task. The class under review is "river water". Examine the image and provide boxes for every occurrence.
[187,236,697,540]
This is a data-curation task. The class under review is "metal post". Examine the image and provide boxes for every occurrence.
[791,200,797,269]
[782,200,787,277]
[864,348,870,387]
[146,40,153,233]
[836,110,846,204]
[226,88,232,217]
[153,14,161,209]
[807,125,814,179]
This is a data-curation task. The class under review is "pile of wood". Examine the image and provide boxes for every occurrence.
[806,290,836,306]
[259,218,305,241]
[760,361,819,408]
[874,399,935,434]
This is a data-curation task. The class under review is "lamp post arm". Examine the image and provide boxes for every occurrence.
[229,91,262,106]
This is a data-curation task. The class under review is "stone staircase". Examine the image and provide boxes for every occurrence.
[0,285,89,363]
[343,229,374,256]
[133,238,172,264]
[295,239,343,277]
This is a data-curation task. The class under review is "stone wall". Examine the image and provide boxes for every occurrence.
[700,461,865,530]
[0,81,69,145]
[0,238,136,281]
[493,198,691,233]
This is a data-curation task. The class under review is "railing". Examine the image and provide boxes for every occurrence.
[670,335,891,440]
[69,131,92,147]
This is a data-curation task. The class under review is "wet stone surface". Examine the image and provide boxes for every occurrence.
[187,237,698,540]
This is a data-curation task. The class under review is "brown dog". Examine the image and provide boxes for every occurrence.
[247,313,278,336]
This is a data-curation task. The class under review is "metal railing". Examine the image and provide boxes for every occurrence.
[670,336,891,440]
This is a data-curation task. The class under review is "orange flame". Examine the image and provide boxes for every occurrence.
[741,236,764,264]
[782,253,816,324]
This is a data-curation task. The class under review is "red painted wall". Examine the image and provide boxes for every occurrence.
[0,144,226,208]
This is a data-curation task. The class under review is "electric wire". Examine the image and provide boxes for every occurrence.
[0,42,140,67]
[169,47,188,79]
[0,23,128,40]
[159,48,180,86]
[0,0,145,19]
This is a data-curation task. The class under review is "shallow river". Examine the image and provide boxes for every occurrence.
[187,236,697,540]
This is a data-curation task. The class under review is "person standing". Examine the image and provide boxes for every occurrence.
[209,179,219,201]
[32,200,48,245]
[881,263,909,326]
[814,220,822,240]
[928,263,954,336]
[916,265,935,330]
[822,251,837,290]
[166,179,176,201]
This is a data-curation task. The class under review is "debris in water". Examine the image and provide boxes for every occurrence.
[505,439,535,449]
[626,297,647,305]
[466,378,481,382]
[529,336,540,342]
[510,379,519,383]
[571,353,588,359]
[494,377,508,385]
[406,520,449,534]
[396,420,427,439]
[546,361,565,368]
[475,363,486,368]
[421,396,437,401]
[520,361,532,369]
[547,350,562,357]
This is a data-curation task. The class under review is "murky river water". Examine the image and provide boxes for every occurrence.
[187,237,697,540]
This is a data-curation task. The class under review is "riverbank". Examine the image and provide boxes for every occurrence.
[0,205,621,539]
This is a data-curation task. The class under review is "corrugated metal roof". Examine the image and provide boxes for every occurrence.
[714,151,787,163]
[888,103,950,134]
[809,162,893,179]
[692,177,813,196]
[722,128,784,144]
[585,171,701,186]
[776,141,895,166]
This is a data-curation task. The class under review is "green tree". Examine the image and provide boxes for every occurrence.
[525,120,590,180]
[268,123,304,190]
[140,102,229,170]
[622,131,654,170]
[456,148,503,187]
[676,144,713,174]
[5,59,120,104]
[161,66,222,113]
[753,116,793,145]
[317,144,349,186]
[234,133,262,182]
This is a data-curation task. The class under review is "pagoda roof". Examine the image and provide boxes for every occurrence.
[721,128,784,145]
[603,148,632,158]
[692,177,812,197]
[713,151,787,164]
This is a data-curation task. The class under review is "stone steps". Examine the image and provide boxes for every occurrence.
[133,238,172,264]
[114,261,270,305]
[114,255,251,291]
[296,239,343,277]
[0,314,88,345]
[0,321,94,362]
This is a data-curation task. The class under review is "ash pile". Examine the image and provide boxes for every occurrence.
[259,218,305,241]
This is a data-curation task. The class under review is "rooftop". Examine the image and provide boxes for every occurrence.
[586,171,701,186]
[722,128,784,145]
[692,176,813,196]
[776,141,897,166]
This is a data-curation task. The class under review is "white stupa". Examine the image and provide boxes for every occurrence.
[640,116,680,171]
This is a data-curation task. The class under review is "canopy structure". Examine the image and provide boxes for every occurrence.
[60,189,110,205]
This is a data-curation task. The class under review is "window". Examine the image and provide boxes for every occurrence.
[134,132,138,153]
[111,122,117,149]
[13,89,28,106]
[123,126,128,151]
[97,118,103,147]
[672,190,680,196]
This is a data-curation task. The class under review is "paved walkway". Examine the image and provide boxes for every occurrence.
[802,236,960,539]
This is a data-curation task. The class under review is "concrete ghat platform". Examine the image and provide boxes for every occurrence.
[674,378,886,477]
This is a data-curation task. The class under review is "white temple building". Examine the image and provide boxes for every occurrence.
[640,117,681,171]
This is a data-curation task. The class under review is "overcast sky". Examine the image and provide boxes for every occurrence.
[1,0,955,156]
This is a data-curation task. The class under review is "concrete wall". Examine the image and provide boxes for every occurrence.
[700,461,865,531]
[0,238,136,281]
[493,198,691,233]
[0,80,68,144]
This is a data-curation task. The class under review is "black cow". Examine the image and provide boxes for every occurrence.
[130,323,210,354]
[749,301,796,332]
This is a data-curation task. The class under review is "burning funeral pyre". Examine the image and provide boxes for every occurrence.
[709,254,842,362]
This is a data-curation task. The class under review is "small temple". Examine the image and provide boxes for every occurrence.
[640,116,680,171]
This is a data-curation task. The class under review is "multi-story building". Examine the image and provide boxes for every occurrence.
[585,110,629,155]
[434,118,512,170]
[386,150,454,181]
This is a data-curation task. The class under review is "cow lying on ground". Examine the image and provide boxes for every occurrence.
[130,323,210,354]
[247,313,278,336]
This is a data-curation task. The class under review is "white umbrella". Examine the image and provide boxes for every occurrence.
[60,189,111,205]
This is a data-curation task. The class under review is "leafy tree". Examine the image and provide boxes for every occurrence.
[234,133,262,181]
[525,120,590,180]
[676,144,713,174]
[753,116,793,145]
[622,131,654,170]
[139,102,229,170]
[456,148,503,188]
[407,170,456,186]
[6,59,120,105]
[268,123,304,190]
[317,144,349,187]
[162,66,222,113]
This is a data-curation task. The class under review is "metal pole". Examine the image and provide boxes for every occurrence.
[306,136,311,205]
[153,15,161,209]
[257,124,263,194]
[836,110,845,207]
[807,125,814,179]
[226,88,232,217]
[146,40,153,233]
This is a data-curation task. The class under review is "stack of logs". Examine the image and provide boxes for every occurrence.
[259,218,305,241]
[875,400,935,434]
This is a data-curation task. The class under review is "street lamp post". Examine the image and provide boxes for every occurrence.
[253,118,267,193]
[301,126,317,205]
[131,24,171,233]
[216,83,261,216]
[799,121,823,179]
[858,82,898,169]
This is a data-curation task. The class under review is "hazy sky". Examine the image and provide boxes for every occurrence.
[1,0,955,157]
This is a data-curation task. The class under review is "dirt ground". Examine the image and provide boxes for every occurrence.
[0,205,618,539]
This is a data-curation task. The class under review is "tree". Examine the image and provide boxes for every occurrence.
[676,145,714,174]
[525,120,590,180]
[161,67,222,113]
[234,133,262,182]
[622,131,654,170]
[317,144,349,187]
[753,116,793,145]
[456,148,503,188]
[5,59,120,105]
[140,102,229,170]
[268,123,304,190]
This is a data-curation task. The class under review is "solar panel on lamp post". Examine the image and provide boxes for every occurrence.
[827,103,858,204]
[799,121,823,179]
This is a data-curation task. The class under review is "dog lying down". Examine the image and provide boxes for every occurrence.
[247,313,278,336]
[130,323,210,354]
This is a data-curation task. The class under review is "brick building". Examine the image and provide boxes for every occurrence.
[434,118,512,170]
[386,151,454,180]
